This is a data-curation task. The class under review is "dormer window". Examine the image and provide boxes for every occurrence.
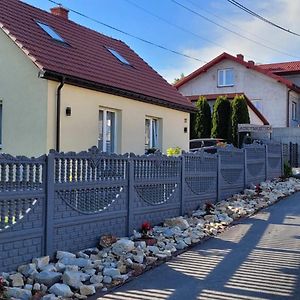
[36,21,65,43]
[106,47,131,65]
[218,68,234,87]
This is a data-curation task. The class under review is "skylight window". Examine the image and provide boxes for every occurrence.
[107,48,130,65]
[36,21,65,43]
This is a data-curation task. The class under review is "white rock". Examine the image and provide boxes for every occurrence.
[62,271,89,289]
[112,239,135,256]
[147,246,160,255]
[80,284,96,296]
[18,264,37,277]
[56,251,76,260]
[164,217,189,230]
[34,271,62,287]
[24,284,32,291]
[60,257,91,268]
[6,287,32,300]
[42,294,58,300]
[49,283,73,297]
[9,273,24,287]
[90,274,103,284]
[33,283,41,291]
[103,276,112,284]
[103,267,121,278]
[32,256,50,270]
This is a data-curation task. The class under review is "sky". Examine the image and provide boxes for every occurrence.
[23,0,300,83]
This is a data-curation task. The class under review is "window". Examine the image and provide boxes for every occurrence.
[106,47,131,65]
[251,99,263,113]
[36,21,65,43]
[98,109,116,153]
[292,101,297,120]
[217,68,234,87]
[145,117,159,151]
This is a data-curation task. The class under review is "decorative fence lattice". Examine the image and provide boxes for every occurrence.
[218,146,245,200]
[244,143,266,186]
[0,144,282,271]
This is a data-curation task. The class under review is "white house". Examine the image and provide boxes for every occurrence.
[175,52,300,128]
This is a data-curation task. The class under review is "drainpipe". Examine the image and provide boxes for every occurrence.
[286,89,292,127]
[56,78,65,152]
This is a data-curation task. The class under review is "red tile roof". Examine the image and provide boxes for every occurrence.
[259,61,300,74]
[174,52,300,93]
[187,93,269,125]
[0,0,194,112]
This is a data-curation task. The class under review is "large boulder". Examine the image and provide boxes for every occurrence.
[62,271,89,289]
[79,285,96,296]
[32,256,50,270]
[56,251,76,260]
[9,273,24,287]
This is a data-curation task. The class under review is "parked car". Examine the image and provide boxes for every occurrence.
[189,138,225,153]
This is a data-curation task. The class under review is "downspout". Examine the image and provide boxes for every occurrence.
[286,89,292,127]
[56,78,65,152]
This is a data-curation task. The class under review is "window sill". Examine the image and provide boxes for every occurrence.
[217,84,234,88]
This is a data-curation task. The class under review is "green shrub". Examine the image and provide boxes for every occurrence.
[284,161,292,177]
[167,146,181,156]
[211,96,231,140]
[231,94,250,147]
[192,96,212,139]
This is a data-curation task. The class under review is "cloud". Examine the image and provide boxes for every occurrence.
[162,0,300,83]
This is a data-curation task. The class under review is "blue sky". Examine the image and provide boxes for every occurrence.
[23,0,300,82]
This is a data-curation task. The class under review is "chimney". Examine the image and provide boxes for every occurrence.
[248,60,255,66]
[50,6,69,19]
[236,54,244,61]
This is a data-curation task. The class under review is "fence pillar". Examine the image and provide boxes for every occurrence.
[127,156,134,236]
[265,144,268,181]
[45,151,55,256]
[180,155,185,216]
[217,152,221,202]
[244,148,247,189]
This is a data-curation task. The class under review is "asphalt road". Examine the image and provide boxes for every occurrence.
[96,193,300,300]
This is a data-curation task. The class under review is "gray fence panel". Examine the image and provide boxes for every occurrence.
[244,144,266,186]
[48,148,129,256]
[218,146,245,200]
[129,153,181,233]
[0,155,46,272]
[183,151,218,214]
[266,143,282,179]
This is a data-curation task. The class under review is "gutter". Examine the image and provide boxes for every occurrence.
[287,89,292,127]
[56,78,65,152]
[42,70,196,113]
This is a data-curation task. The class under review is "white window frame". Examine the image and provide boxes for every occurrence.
[292,101,297,121]
[217,68,234,87]
[145,117,159,150]
[98,108,117,153]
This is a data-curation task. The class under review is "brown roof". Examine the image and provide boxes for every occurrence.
[174,52,300,93]
[0,0,194,112]
[259,61,300,75]
[187,93,269,125]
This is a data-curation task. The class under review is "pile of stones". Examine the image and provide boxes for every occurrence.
[1,177,300,300]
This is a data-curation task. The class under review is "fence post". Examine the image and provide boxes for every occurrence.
[281,143,285,176]
[45,151,55,256]
[127,156,134,236]
[244,148,247,189]
[180,155,185,216]
[265,144,268,181]
[217,152,221,202]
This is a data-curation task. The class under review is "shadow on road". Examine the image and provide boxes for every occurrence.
[95,193,300,300]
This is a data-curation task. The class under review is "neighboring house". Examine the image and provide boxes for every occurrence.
[0,0,194,156]
[175,52,300,129]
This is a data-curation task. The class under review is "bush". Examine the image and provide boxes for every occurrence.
[284,161,292,178]
[211,96,231,140]
[231,94,250,147]
[191,96,212,139]
[166,147,181,156]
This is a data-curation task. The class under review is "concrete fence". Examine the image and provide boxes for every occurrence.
[0,143,282,271]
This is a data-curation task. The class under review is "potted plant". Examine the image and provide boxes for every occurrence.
[138,221,157,246]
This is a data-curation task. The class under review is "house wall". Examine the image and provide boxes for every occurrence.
[0,29,48,156]
[47,81,189,154]
[282,74,300,87]
[178,59,289,127]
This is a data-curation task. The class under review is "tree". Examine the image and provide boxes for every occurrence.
[173,73,185,84]
[231,94,250,147]
[191,96,212,138]
[211,96,231,140]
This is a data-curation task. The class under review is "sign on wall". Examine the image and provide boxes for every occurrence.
[238,124,272,133]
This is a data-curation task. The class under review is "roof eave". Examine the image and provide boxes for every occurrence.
[42,70,196,113]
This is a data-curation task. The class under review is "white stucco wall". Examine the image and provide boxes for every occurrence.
[178,59,293,127]
[47,82,190,155]
[0,29,48,156]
